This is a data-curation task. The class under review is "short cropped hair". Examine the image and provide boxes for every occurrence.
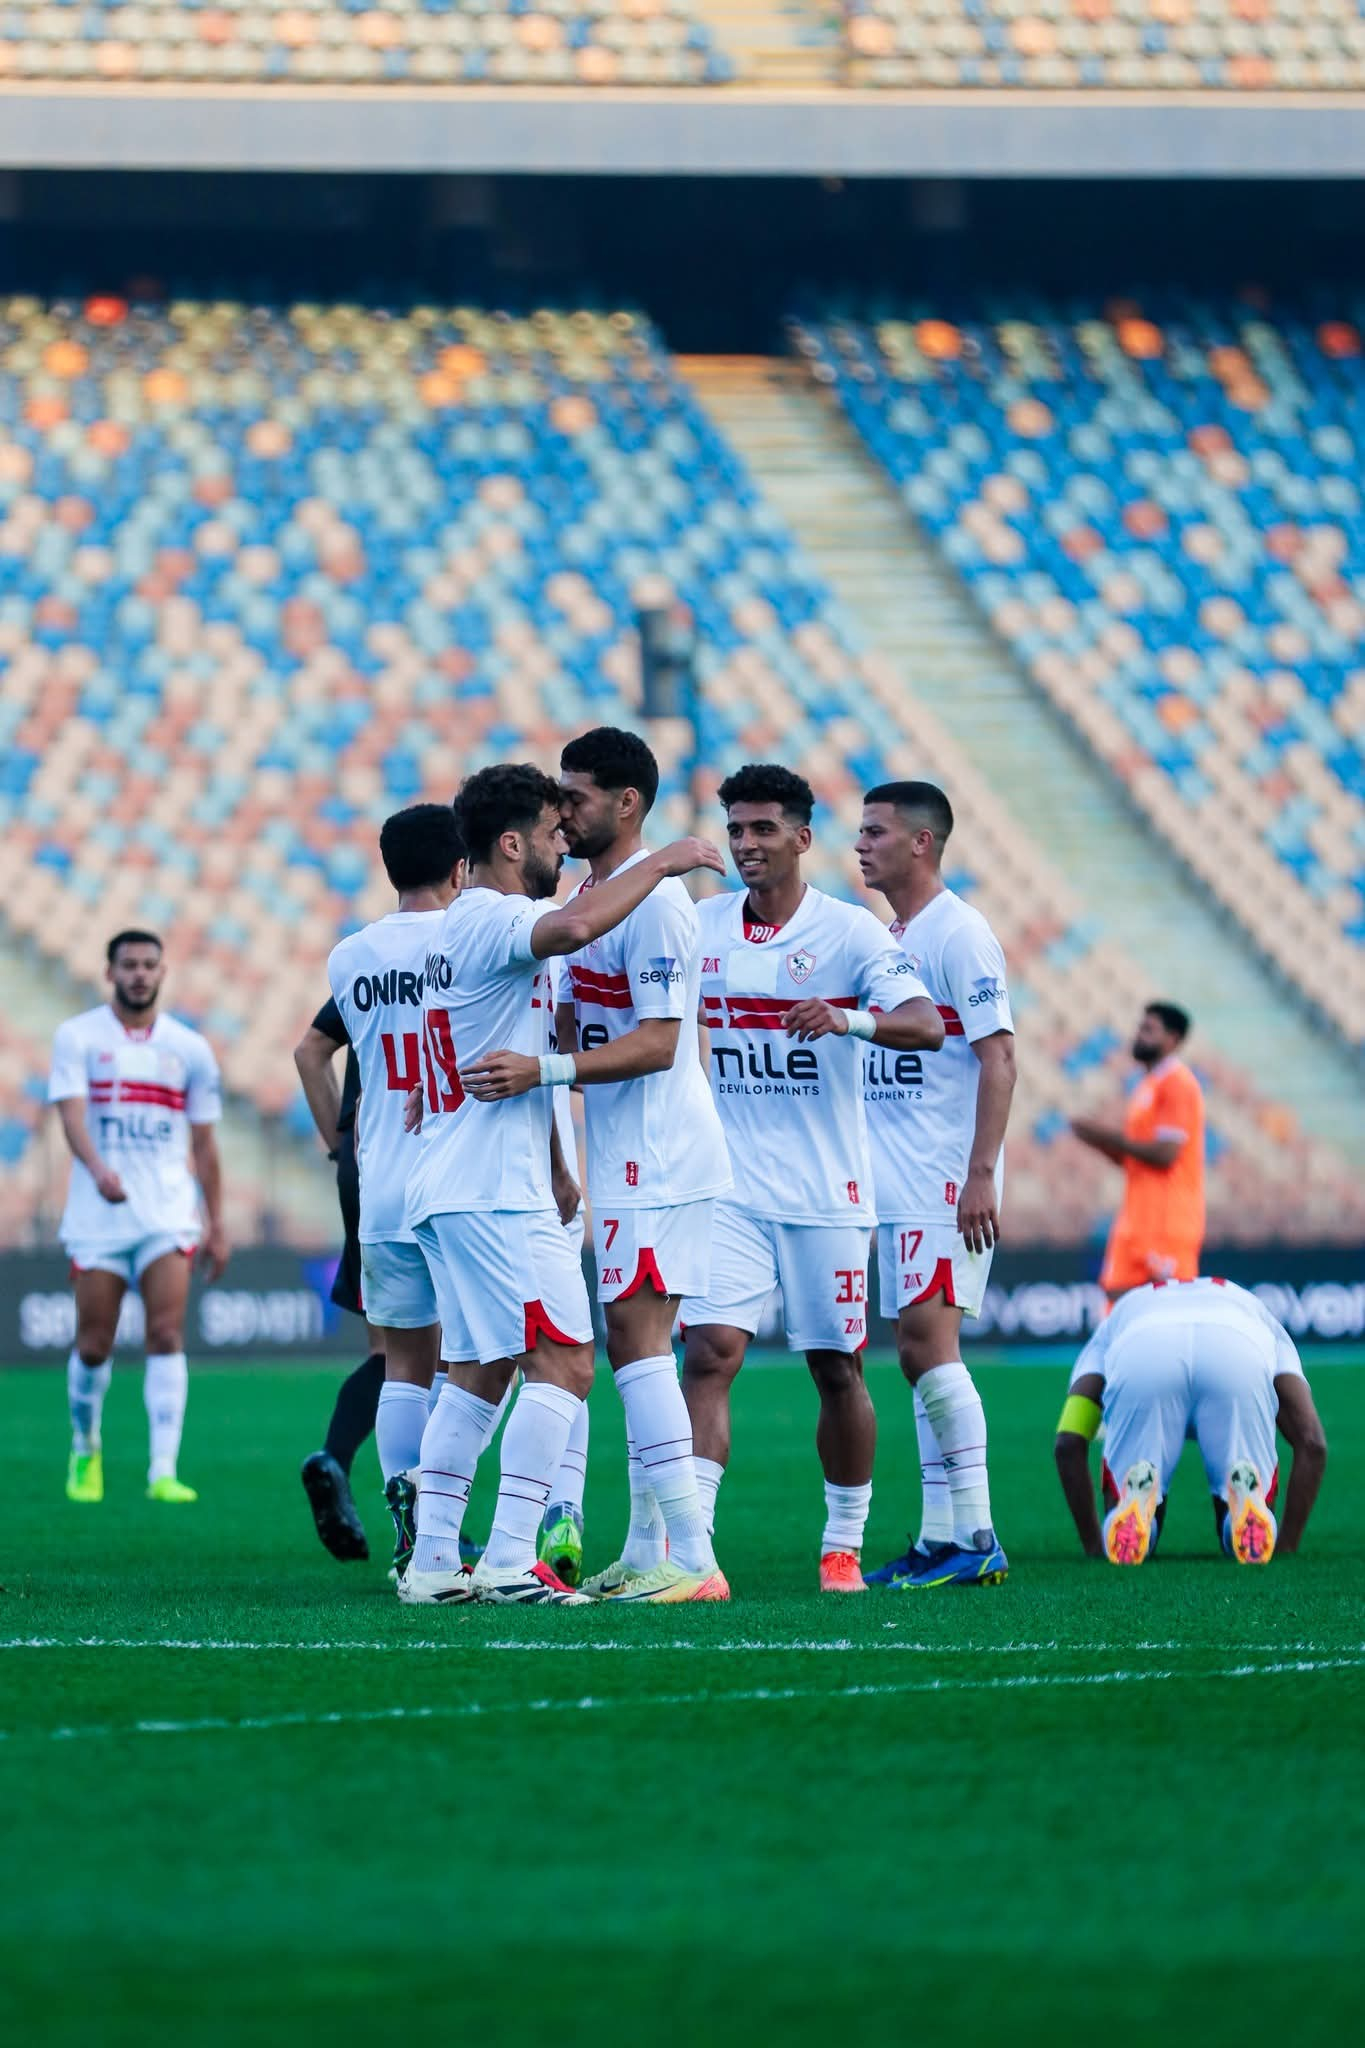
[1146,1001,1191,1042]
[560,726,659,815]
[454,764,562,866]
[864,780,955,851]
[717,763,814,827]
[379,803,465,893]
[107,928,162,964]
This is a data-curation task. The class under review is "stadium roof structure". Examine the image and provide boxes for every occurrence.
[1,86,1365,179]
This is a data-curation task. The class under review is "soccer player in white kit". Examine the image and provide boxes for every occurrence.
[325,803,466,1576]
[497,725,732,1602]
[48,929,228,1505]
[678,764,944,1592]
[400,763,725,1606]
[856,782,1016,1589]
[1055,1277,1328,1566]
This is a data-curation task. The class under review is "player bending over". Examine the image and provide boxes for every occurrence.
[857,782,1015,1589]
[467,725,732,1602]
[679,764,944,1592]
[1055,1277,1327,1565]
[400,763,725,1606]
[49,929,228,1505]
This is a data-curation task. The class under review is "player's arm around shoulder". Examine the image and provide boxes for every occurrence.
[529,839,725,959]
[1055,1368,1106,1559]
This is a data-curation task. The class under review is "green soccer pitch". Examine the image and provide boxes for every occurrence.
[2,1354,1362,2048]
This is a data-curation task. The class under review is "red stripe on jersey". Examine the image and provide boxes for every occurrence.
[937,1005,965,1038]
[570,965,630,991]
[714,995,857,1031]
[115,1083,188,1109]
[570,968,634,1011]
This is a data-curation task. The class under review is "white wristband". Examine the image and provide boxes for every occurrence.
[844,1010,876,1042]
[538,1053,577,1088]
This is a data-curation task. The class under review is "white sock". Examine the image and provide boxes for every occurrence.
[427,1369,447,1414]
[68,1350,111,1454]
[484,1381,583,1574]
[375,1381,430,1486]
[412,1381,496,1574]
[548,1397,589,1519]
[621,1433,668,1572]
[144,1352,188,1483]
[614,1354,715,1575]
[916,1361,994,1549]
[914,1385,953,1547]
[694,1455,725,1537]
[479,1375,516,1449]
[822,1480,873,1556]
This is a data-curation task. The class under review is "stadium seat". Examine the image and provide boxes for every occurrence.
[791,294,1365,1053]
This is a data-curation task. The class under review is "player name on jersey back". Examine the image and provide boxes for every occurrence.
[47,1006,222,1250]
[863,887,1013,1219]
[566,853,730,1209]
[405,886,557,1222]
[327,908,445,1243]
[696,885,928,1225]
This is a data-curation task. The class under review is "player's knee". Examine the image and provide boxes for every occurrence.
[528,1341,594,1402]
[145,1316,185,1356]
[76,1336,113,1369]
[808,1349,865,1399]
[683,1328,744,1387]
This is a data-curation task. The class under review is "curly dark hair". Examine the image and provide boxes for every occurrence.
[560,726,659,814]
[454,764,562,865]
[716,762,814,827]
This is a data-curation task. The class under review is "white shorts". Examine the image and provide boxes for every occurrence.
[415,1209,594,1368]
[1101,1316,1281,1506]
[593,1199,714,1304]
[681,1203,870,1355]
[359,1238,438,1330]
[877,1218,994,1321]
[67,1232,197,1285]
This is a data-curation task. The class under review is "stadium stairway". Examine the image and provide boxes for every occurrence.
[0,939,337,1246]
[692,0,840,83]
[681,355,1365,1156]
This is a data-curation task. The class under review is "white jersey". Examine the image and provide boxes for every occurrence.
[697,884,929,1226]
[548,956,579,1189]
[565,850,731,1210]
[327,909,443,1244]
[405,887,556,1222]
[1069,1277,1305,1390]
[48,1005,222,1251]
[864,887,1013,1219]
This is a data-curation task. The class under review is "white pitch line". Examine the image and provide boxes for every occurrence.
[0,1635,1360,1657]
[3,1655,1361,1746]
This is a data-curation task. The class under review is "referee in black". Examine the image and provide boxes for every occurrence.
[294,998,385,1560]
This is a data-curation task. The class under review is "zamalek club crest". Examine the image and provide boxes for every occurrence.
[786,948,816,984]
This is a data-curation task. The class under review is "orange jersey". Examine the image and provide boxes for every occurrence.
[1114,1056,1206,1251]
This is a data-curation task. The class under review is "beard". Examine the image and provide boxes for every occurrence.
[1132,1038,1162,1066]
[523,852,563,901]
[118,985,158,1012]
[565,823,615,862]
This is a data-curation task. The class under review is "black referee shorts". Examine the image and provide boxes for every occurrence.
[330,1128,365,1318]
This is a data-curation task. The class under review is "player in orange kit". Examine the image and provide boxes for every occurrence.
[1070,1002,1205,1303]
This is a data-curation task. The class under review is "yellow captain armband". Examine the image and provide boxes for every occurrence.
[1057,1395,1102,1441]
